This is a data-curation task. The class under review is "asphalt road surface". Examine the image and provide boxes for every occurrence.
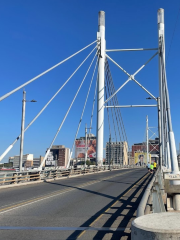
[0,168,151,240]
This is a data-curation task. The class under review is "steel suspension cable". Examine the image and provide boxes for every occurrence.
[105,67,118,143]
[70,57,98,162]
[106,59,129,163]
[89,60,98,135]
[105,64,124,165]
[106,60,128,145]
[160,45,170,166]
[105,61,122,142]
[39,52,97,169]
[0,40,97,102]
[110,77,130,158]
[104,78,112,166]
[105,63,123,165]
[104,83,112,137]
[0,46,97,162]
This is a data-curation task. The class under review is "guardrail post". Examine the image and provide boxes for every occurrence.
[2,174,6,185]
[12,173,18,184]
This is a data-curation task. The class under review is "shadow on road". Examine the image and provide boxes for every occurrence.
[44,170,143,201]
[65,172,152,240]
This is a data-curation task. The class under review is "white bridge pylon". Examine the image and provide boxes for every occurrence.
[101,9,179,177]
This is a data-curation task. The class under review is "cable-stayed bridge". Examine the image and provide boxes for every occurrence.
[0,8,180,240]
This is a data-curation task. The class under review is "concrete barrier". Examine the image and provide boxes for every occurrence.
[131,212,180,240]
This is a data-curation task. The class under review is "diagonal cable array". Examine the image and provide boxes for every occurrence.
[39,52,97,169]
[104,80,111,138]
[105,68,118,143]
[0,40,97,102]
[89,64,98,135]
[0,42,97,162]
[105,59,129,165]
[68,57,98,168]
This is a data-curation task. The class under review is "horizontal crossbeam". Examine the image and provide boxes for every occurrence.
[104,105,157,108]
[106,48,158,52]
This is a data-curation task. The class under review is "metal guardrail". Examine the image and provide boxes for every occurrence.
[137,168,166,217]
[0,164,139,186]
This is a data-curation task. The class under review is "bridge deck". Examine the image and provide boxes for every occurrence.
[0,168,151,240]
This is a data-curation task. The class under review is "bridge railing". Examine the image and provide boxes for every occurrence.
[0,164,140,186]
[136,168,166,217]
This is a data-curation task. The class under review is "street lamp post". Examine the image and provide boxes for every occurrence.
[84,124,92,169]
[19,90,37,172]
[109,134,111,170]
[19,90,26,172]
[85,124,87,168]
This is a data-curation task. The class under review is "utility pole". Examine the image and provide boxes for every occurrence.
[146,116,149,164]
[109,134,111,170]
[84,124,92,169]
[96,11,105,166]
[19,90,26,172]
[85,124,87,168]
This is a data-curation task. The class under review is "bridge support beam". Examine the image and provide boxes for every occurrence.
[157,97,162,171]
[158,9,165,168]
[96,11,105,166]
[158,9,179,175]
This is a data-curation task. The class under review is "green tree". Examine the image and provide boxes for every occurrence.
[86,160,91,166]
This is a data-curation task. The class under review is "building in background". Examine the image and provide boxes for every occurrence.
[132,138,159,163]
[75,134,96,160]
[9,157,14,166]
[128,152,135,165]
[105,141,128,165]
[33,156,44,168]
[45,145,70,168]
[9,154,45,169]
[9,154,33,168]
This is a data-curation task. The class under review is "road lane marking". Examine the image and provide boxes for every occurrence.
[0,169,137,214]
[0,226,130,231]
[77,172,150,238]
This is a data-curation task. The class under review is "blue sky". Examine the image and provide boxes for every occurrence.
[0,0,180,162]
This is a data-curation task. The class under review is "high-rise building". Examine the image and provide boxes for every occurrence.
[105,141,128,165]
[46,145,70,168]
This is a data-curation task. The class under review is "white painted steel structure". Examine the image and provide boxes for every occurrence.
[158,9,179,176]
[102,8,180,186]
[105,105,157,108]
[96,11,105,166]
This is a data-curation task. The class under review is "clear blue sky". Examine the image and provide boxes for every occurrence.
[0,0,180,162]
